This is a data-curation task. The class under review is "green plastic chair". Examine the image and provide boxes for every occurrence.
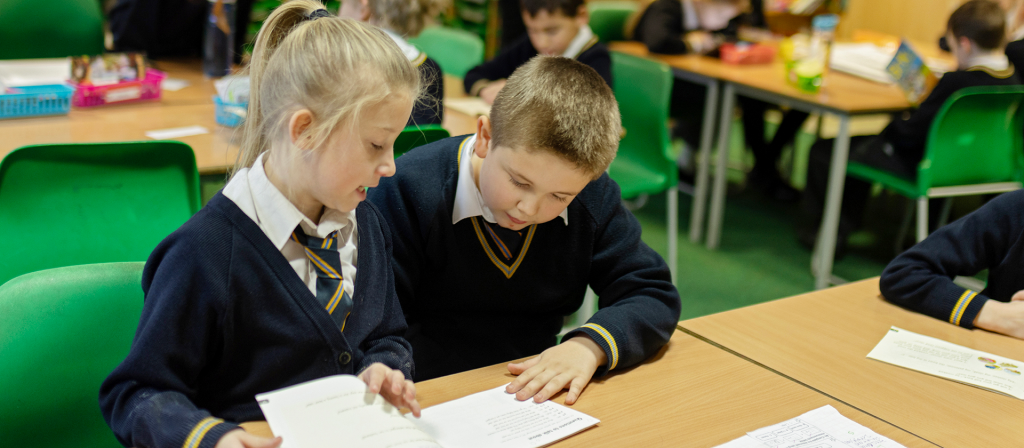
[607,51,678,282]
[0,262,145,448]
[395,124,451,158]
[0,141,200,286]
[408,26,485,79]
[588,1,639,42]
[846,85,1024,242]
[0,0,105,59]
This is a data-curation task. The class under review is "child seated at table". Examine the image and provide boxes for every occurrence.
[880,189,1024,340]
[339,0,446,126]
[799,0,1020,252]
[100,3,423,447]
[628,0,809,201]
[368,56,681,404]
[463,0,611,104]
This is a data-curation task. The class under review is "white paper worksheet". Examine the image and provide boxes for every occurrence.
[714,405,906,448]
[866,326,1024,399]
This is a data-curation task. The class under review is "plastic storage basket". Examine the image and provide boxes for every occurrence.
[71,68,166,107]
[213,96,247,127]
[0,84,76,120]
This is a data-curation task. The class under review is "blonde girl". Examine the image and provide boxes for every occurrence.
[339,0,448,126]
[100,2,423,448]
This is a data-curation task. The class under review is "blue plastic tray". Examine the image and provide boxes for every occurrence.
[213,96,247,128]
[0,84,75,119]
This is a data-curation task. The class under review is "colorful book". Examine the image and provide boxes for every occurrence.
[886,40,938,105]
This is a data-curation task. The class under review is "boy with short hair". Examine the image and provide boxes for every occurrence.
[370,56,681,404]
[463,0,611,104]
[880,189,1024,340]
[800,0,1020,249]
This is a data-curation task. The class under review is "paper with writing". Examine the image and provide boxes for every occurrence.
[866,326,1024,399]
[715,405,905,448]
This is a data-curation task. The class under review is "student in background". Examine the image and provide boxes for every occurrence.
[799,0,1019,253]
[369,57,681,403]
[108,0,254,62]
[880,189,1024,340]
[1000,0,1024,71]
[464,0,612,104]
[339,0,447,126]
[100,3,423,448]
[629,0,809,201]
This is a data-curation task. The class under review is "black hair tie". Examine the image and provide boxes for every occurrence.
[307,8,331,20]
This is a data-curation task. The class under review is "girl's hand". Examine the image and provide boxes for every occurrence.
[359,362,422,417]
[505,336,607,405]
[213,429,282,448]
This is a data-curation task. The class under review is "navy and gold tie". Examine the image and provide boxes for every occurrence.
[292,227,353,332]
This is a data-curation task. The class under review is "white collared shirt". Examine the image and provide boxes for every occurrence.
[452,134,569,225]
[562,25,596,59]
[967,52,1011,72]
[383,28,424,64]
[681,0,699,32]
[224,152,358,297]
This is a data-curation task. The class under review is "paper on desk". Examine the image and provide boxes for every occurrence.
[715,405,905,448]
[409,385,599,448]
[145,126,209,140]
[0,58,71,88]
[830,43,895,84]
[867,326,1024,399]
[445,97,491,117]
[161,78,191,91]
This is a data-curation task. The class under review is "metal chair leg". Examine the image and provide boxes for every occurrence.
[916,197,929,242]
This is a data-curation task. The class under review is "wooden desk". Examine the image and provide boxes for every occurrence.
[679,278,1024,447]
[241,331,932,447]
[0,65,477,175]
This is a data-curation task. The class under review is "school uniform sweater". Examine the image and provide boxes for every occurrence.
[367,136,682,380]
[1006,40,1024,86]
[880,66,1019,169]
[630,0,749,55]
[99,193,412,448]
[880,189,1024,329]
[462,33,612,96]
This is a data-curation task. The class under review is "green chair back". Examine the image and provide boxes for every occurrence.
[408,26,485,79]
[848,86,1024,197]
[0,262,145,448]
[0,141,200,286]
[588,1,639,42]
[607,51,677,197]
[919,85,1024,191]
[395,124,451,158]
[0,0,105,59]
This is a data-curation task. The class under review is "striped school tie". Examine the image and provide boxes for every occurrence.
[292,227,353,332]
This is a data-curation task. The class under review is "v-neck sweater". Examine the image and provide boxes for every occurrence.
[100,193,412,448]
[368,136,681,380]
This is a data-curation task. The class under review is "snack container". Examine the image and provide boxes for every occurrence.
[213,95,247,127]
[71,68,166,107]
[720,43,777,65]
[0,84,76,119]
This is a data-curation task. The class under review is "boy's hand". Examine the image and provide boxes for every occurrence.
[479,80,506,105]
[358,362,422,417]
[214,429,282,448]
[684,31,717,54]
[505,336,608,405]
[974,293,1024,339]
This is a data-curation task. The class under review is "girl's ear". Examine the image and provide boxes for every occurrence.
[288,109,315,150]
[474,115,492,159]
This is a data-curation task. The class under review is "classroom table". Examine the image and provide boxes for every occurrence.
[240,331,933,447]
[608,41,728,245]
[679,278,1024,447]
[0,62,477,175]
[609,41,916,290]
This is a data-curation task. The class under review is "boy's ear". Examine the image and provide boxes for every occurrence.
[575,5,589,25]
[289,109,315,151]
[474,115,492,159]
[959,35,975,57]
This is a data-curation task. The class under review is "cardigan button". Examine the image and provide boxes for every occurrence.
[339,352,352,365]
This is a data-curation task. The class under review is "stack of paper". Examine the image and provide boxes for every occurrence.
[829,43,896,84]
[715,405,906,448]
[0,58,71,91]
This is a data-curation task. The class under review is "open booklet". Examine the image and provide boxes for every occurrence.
[256,375,599,448]
[714,405,906,448]
[867,326,1024,399]
[885,40,939,105]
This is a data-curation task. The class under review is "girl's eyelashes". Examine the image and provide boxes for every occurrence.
[509,177,527,188]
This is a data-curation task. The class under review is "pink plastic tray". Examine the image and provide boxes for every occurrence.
[71,68,166,107]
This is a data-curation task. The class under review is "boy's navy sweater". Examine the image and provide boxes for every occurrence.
[99,193,412,448]
[410,56,444,126]
[462,34,612,95]
[368,136,682,380]
[880,66,1019,168]
[881,190,1024,329]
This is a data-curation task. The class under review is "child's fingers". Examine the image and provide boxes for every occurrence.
[506,359,542,393]
[388,370,406,396]
[1012,290,1024,301]
[359,365,386,393]
[564,376,589,405]
[406,394,422,418]
[515,369,559,401]
[237,432,283,448]
[530,373,571,403]
[507,356,540,377]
